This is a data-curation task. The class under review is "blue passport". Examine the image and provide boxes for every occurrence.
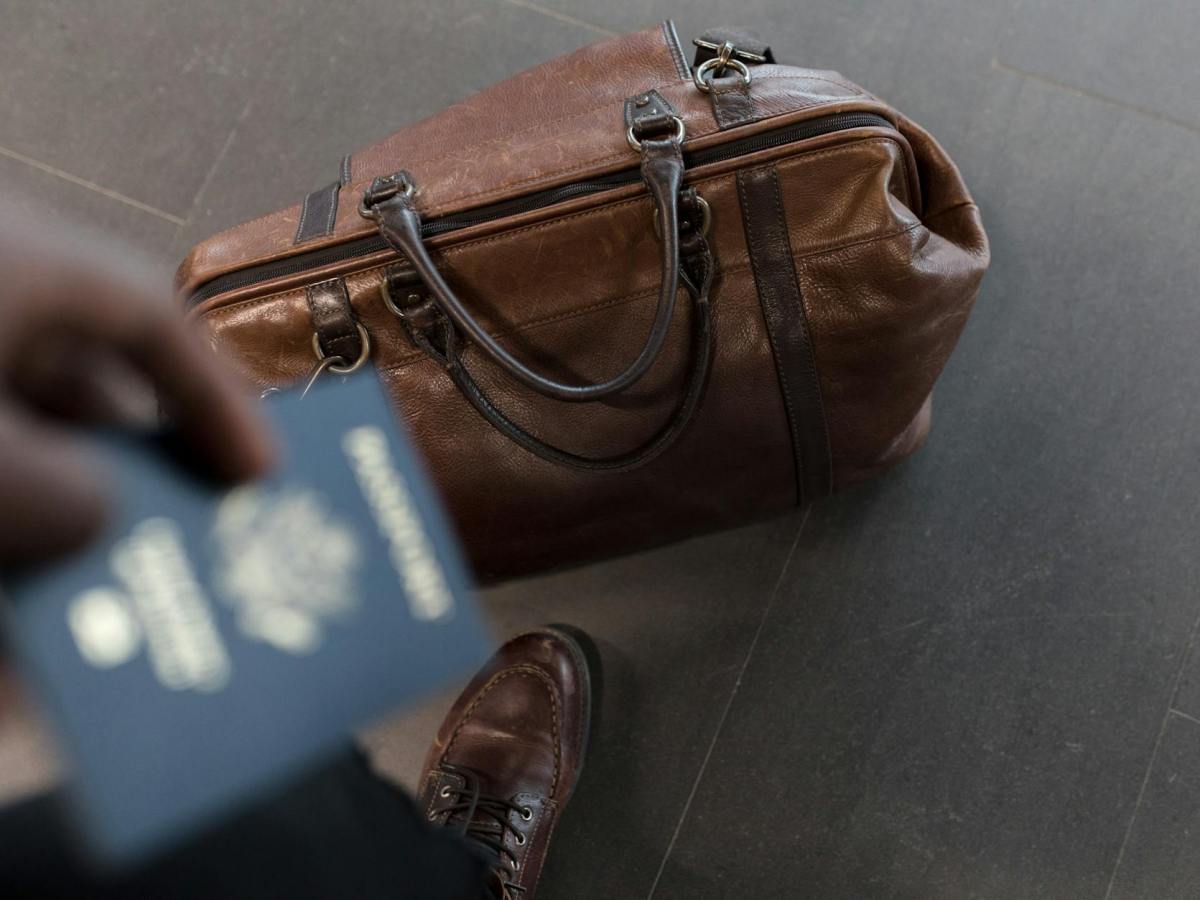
[2,371,490,862]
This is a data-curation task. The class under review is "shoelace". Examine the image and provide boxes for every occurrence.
[433,764,530,896]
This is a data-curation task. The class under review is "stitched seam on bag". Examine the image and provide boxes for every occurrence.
[894,138,916,210]
[759,165,804,468]
[738,168,803,501]
[190,203,302,262]
[374,290,665,373]
[770,164,833,494]
[442,666,561,797]
[764,70,865,95]
[794,220,923,263]
[306,219,922,383]
[374,259,755,376]
[375,291,654,372]
[661,20,690,81]
[203,218,912,348]
[293,191,312,244]
[209,212,925,381]
[203,208,906,336]
[368,211,920,382]
[202,258,752,378]
[323,184,339,234]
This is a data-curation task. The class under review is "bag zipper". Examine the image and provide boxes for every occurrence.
[187,111,894,307]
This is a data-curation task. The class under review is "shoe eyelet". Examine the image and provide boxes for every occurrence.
[439,786,452,798]
[520,806,533,821]
[515,833,526,846]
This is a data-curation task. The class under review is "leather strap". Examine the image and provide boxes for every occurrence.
[305,278,363,363]
[709,80,756,130]
[294,155,353,244]
[736,165,831,505]
[362,122,687,403]
[295,181,341,244]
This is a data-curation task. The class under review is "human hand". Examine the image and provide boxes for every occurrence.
[0,213,275,569]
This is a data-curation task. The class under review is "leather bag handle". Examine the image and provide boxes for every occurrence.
[359,119,715,471]
[360,121,689,403]
[383,226,713,472]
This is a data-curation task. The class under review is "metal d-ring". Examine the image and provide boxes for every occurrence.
[358,171,416,219]
[379,275,423,318]
[626,114,686,151]
[258,325,369,401]
[653,194,711,240]
[300,355,346,398]
[693,56,752,94]
[310,322,371,374]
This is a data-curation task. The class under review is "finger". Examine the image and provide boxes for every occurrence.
[128,312,278,483]
[0,223,276,483]
[10,340,157,427]
[0,410,110,569]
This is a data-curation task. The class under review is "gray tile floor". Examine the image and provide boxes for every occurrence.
[2,1,1199,897]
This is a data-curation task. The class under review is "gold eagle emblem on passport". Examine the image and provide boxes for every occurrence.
[212,486,363,655]
[65,487,364,691]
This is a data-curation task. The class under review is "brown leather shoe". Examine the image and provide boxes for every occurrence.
[418,626,592,898]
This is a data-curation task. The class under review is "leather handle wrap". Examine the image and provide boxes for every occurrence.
[366,136,686,403]
[306,278,363,362]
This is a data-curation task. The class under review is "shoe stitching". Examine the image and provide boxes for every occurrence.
[441,665,562,798]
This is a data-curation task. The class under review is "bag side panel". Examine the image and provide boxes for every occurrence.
[782,122,989,487]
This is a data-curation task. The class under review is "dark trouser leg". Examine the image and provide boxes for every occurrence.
[0,747,490,899]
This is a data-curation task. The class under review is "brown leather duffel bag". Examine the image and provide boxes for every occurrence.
[178,23,989,580]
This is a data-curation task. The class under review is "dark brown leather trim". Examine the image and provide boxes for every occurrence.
[294,180,341,244]
[736,165,832,505]
[661,20,690,80]
[623,89,677,130]
[694,27,774,130]
[709,78,757,129]
[305,277,362,362]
